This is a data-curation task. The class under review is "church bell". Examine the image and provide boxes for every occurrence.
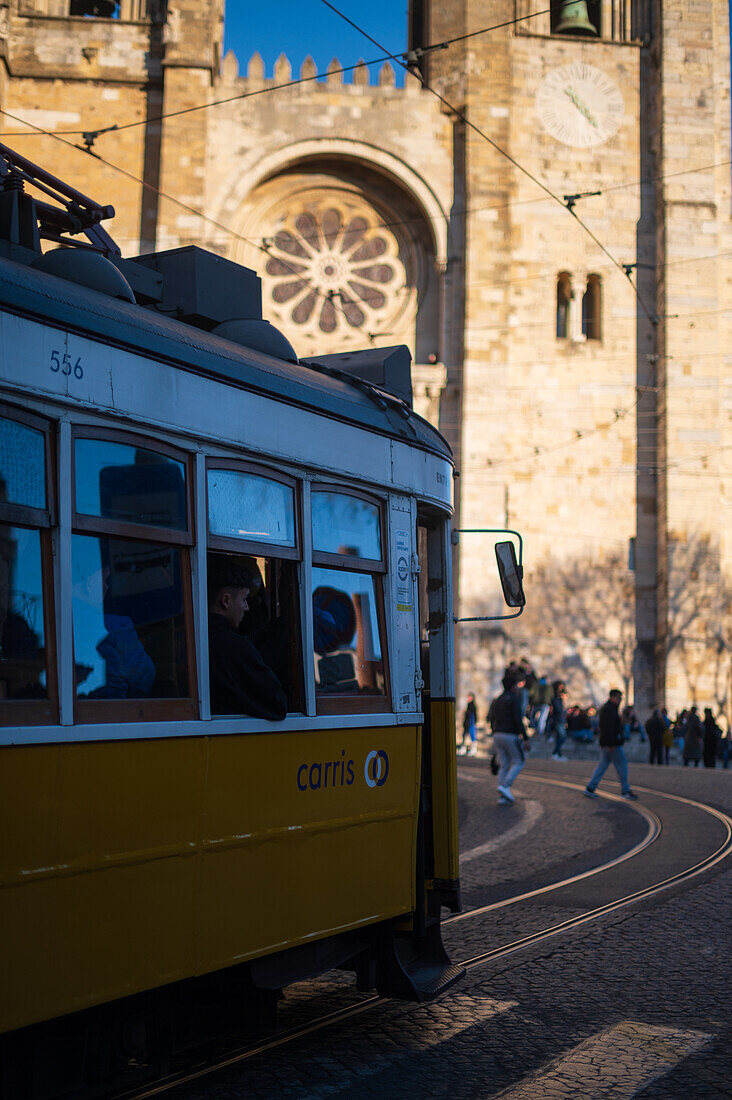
[554,0,599,36]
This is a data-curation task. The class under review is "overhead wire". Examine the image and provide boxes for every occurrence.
[0,16,728,263]
[0,106,379,347]
[1,10,725,479]
[318,0,658,328]
[0,8,553,143]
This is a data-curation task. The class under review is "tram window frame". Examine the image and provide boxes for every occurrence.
[72,426,194,545]
[205,459,304,716]
[0,403,58,726]
[206,459,300,560]
[70,427,198,724]
[311,486,391,716]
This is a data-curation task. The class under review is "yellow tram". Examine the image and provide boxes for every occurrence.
[0,146,522,1091]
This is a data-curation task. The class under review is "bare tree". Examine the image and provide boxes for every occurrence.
[459,549,636,706]
[665,532,732,718]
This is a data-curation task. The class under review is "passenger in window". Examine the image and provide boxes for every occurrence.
[73,563,156,699]
[312,585,362,694]
[237,558,281,662]
[207,556,288,720]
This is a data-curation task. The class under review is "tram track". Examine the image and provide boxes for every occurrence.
[116,776,732,1099]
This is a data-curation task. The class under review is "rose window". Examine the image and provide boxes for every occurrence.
[262,202,407,342]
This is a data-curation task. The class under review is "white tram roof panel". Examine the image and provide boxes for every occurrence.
[0,254,452,466]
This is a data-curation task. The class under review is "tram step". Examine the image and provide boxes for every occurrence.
[378,921,465,1002]
[407,960,466,999]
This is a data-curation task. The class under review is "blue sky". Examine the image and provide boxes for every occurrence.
[224,1,408,84]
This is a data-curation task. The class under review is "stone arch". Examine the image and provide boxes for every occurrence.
[219,138,448,265]
[223,141,447,372]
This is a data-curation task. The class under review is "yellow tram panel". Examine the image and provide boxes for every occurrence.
[0,724,421,1034]
[429,699,460,884]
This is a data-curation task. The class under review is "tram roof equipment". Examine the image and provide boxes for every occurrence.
[0,142,450,462]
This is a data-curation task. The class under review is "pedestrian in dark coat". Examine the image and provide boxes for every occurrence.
[683,707,703,767]
[703,708,721,768]
[645,706,666,766]
[489,669,530,805]
[584,689,637,800]
[458,693,478,756]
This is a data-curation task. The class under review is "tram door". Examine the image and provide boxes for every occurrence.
[417,514,460,916]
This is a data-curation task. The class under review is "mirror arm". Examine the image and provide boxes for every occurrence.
[454,607,525,624]
[453,527,525,623]
[456,528,524,568]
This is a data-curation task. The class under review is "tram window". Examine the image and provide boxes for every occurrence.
[206,551,295,718]
[310,488,388,714]
[207,468,295,548]
[74,437,188,532]
[72,534,189,701]
[205,462,303,717]
[0,406,56,725]
[72,431,196,722]
[312,491,382,562]
[312,568,387,706]
[0,526,48,700]
[0,416,46,511]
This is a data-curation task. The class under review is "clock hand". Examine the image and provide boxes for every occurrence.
[564,85,599,128]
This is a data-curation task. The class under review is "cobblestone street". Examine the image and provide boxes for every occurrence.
[168,760,732,1099]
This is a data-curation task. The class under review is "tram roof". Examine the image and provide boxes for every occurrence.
[0,255,453,463]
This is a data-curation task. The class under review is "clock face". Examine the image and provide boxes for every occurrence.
[536,62,624,147]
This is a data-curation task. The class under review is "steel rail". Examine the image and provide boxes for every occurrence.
[446,776,662,924]
[462,781,732,972]
[117,779,731,1099]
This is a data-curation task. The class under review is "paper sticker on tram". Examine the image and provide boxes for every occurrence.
[0,143,525,1098]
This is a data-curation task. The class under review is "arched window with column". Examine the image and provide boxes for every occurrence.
[556,272,572,339]
[582,274,602,341]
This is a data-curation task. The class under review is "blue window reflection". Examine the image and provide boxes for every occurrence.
[72,533,188,699]
[75,439,187,530]
[312,492,381,560]
[0,417,46,511]
[0,525,47,699]
[312,566,385,696]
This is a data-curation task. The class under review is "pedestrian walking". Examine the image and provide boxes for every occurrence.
[645,705,666,765]
[531,675,553,738]
[683,707,703,767]
[550,680,568,760]
[584,689,638,800]
[662,715,674,765]
[488,669,529,805]
[458,692,478,756]
[703,708,721,768]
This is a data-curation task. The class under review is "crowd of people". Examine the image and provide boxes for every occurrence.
[458,657,731,771]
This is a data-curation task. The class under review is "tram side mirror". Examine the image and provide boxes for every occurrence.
[495,541,525,608]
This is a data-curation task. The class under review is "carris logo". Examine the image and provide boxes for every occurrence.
[296,749,390,791]
[364,749,389,788]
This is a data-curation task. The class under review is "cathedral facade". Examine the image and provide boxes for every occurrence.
[1,0,730,718]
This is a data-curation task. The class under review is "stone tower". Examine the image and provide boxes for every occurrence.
[411,0,731,716]
[0,0,224,252]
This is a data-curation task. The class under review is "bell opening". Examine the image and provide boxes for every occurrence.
[551,0,600,36]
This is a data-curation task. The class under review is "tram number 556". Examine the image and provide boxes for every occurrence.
[51,350,83,379]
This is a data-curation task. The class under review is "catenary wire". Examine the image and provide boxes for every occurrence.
[0,107,379,347]
[318,0,657,327]
[2,57,723,472]
[1,53,729,271]
[0,8,553,142]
